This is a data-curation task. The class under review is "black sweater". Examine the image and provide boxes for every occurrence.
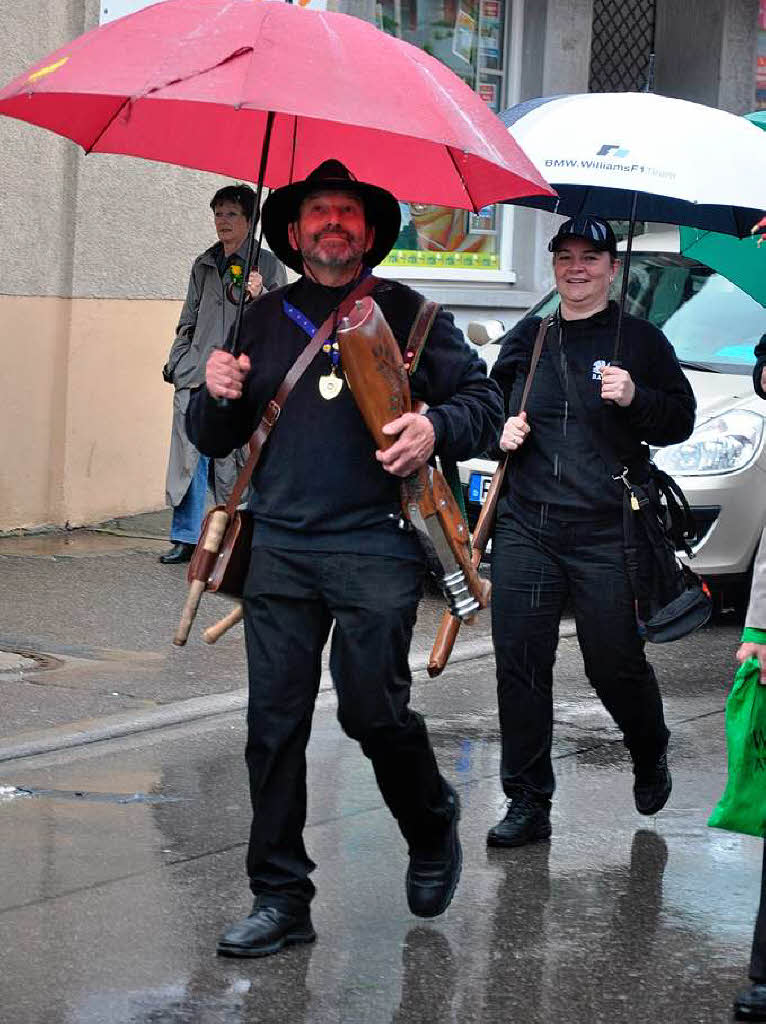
[490,302,696,518]
[187,276,503,555]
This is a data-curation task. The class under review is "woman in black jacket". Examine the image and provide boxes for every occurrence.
[487,215,696,848]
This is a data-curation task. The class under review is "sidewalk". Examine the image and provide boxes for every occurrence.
[0,509,545,762]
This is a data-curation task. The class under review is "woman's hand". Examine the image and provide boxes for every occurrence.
[600,365,635,406]
[736,641,766,684]
[499,411,530,452]
[246,271,264,299]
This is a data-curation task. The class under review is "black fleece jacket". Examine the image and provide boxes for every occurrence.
[187,276,503,555]
[490,301,696,518]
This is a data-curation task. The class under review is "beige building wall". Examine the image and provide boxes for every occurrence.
[0,0,255,531]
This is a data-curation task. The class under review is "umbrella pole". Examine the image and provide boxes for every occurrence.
[225,109,276,359]
[613,188,638,364]
[613,52,654,364]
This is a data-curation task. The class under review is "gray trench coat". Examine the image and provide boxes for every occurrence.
[746,530,766,631]
[163,242,287,507]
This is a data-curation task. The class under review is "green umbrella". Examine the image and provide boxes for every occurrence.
[679,112,766,307]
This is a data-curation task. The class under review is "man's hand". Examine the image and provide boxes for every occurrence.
[601,365,635,406]
[246,271,264,299]
[760,365,766,393]
[499,411,529,452]
[736,641,766,684]
[206,350,251,400]
[376,412,435,477]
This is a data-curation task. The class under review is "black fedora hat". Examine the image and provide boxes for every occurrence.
[262,159,401,275]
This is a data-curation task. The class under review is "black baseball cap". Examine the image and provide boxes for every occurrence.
[548,215,617,257]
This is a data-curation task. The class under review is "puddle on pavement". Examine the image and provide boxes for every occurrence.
[0,530,167,557]
[9,785,180,804]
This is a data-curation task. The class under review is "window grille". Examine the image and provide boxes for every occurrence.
[589,0,656,93]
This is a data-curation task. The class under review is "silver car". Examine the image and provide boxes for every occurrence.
[460,229,766,607]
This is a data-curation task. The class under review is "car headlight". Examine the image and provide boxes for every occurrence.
[653,410,764,476]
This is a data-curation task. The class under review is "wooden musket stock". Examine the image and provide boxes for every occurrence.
[173,508,230,646]
[426,457,507,676]
[337,296,490,622]
[203,602,244,644]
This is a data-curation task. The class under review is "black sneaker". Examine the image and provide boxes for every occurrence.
[406,784,462,918]
[216,902,316,958]
[734,982,766,1021]
[486,793,551,848]
[633,753,672,815]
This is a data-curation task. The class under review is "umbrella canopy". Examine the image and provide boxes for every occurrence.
[0,0,553,213]
[679,113,766,308]
[500,91,766,235]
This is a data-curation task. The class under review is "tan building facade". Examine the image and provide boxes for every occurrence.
[0,1,242,531]
[0,0,760,531]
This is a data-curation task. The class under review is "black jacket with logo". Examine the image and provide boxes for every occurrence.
[490,301,696,518]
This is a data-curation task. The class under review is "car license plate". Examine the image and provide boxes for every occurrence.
[469,472,492,504]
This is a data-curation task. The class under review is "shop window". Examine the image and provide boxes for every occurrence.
[376,0,509,275]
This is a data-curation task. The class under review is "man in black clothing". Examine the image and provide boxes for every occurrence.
[487,215,696,849]
[187,160,503,957]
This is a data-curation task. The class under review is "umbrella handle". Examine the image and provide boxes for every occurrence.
[216,110,275,409]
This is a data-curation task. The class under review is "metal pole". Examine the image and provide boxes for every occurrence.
[225,109,275,358]
[612,51,655,363]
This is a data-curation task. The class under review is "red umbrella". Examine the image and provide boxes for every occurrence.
[0,0,552,212]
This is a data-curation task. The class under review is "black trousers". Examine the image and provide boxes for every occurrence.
[490,500,669,801]
[751,842,766,981]
[241,546,450,909]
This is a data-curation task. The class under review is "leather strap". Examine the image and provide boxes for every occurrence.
[405,299,439,374]
[471,313,554,552]
[224,275,378,514]
[519,314,553,415]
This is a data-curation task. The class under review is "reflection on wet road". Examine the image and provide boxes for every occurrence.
[0,630,760,1023]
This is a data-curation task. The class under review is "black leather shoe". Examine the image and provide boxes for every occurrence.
[216,903,316,958]
[734,982,766,1020]
[633,752,672,815]
[158,542,195,564]
[486,793,551,848]
[406,784,462,918]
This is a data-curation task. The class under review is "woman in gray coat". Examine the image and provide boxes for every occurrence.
[160,183,287,563]
[732,528,766,1021]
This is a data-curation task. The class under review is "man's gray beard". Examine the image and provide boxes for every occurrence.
[303,238,365,270]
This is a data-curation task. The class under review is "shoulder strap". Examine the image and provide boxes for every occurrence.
[405,298,439,374]
[224,275,378,514]
[471,313,554,552]
[519,315,553,415]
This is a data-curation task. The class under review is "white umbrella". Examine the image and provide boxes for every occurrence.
[501,91,766,234]
[500,91,766,358]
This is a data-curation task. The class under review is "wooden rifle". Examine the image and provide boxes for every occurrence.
[337,296,490,621]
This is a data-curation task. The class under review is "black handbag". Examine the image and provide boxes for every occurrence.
[546,323,712,644]
[621,466,712,642]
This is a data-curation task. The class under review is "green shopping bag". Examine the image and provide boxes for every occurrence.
[708,657,766,838]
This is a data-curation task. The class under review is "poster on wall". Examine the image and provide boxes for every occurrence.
[758,0,766,108]
[452,7,476,64]
[478,81,497,108]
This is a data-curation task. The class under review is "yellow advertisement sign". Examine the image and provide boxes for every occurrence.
[382,249,498,270]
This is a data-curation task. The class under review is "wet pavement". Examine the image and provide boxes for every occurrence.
[0,514,760,1023]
